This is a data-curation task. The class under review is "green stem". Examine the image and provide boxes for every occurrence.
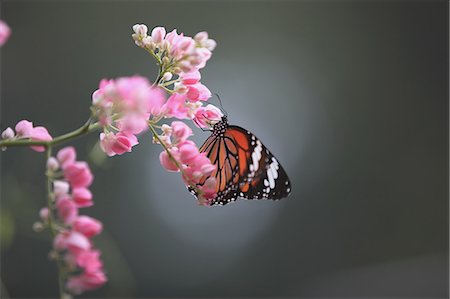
[45,147,66,299]
[148,123,203,196]
[148,123,182,170]
[0,117,100,149]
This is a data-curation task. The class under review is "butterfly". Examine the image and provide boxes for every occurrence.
[190,115,291,205]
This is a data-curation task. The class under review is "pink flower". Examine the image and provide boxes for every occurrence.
[151,26,166,44]
[63,161,93,188]
[46,157,60,171]
[57,146,77,168]
[197,177,217,206]
[66,270,107,295]
[54,231,91,253]
[162,93,189,119]
[29,126,53,152]
[1,127,14,139]
[14,120,53,151]
[132,24,148,39]
[0,20,11,47]
[178,141,199,164]
[56,197,78,225]
[39,207,49,221]
[53,180,70,197]
[15,120,34,137]
[179,71,211,102]
[193,104,223,128]
[75,249,103,272]
[147,86,166,116]
[72,188,93,208]
[171,121,192,144]
[73,216,103,238]
[159,150,180,172]
[100,131,139,156]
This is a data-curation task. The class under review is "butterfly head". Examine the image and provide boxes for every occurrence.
[212,115,229,137]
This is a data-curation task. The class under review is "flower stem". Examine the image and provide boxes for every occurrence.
[0,117,100,149]
[148,123,202,195]
[45,146,66,299]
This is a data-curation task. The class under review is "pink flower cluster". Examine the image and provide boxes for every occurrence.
[132,25,216,104]
[1,120,52,152]
[43,146,106,295]
[92,76,163,156]
[132,24,215,74]
[92,76,223,157]
[0,20,11,47]
[157,121,217,204]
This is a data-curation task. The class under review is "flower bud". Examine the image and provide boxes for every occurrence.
[162,56,170,65]
[39,207,50,221]
[132,24,148,36]
[204,39,217,51]
[1,127,14,139]
[194,31,208,42]
[53,180,70,197]
[151,26,166,43]
[142,36,153,47]
[33,222,45,232]
[46,157,60,171]
[162,72,173,81]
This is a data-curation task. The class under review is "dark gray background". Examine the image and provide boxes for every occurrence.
[0,1,448,298]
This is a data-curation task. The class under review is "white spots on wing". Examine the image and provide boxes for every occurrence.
[251,140,263,173]
[287,187,291,193]
[267,168,275,189]
[266,157,279,190]
[264,179,269,187]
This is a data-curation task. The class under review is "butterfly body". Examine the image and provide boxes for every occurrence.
[191,116,292,205]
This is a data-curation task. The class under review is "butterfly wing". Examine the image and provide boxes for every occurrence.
[192,132,241,205]
[226,126,291,201]
[191,125,291,206]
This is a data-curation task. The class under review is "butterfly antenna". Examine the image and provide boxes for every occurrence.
[214,93,228,117]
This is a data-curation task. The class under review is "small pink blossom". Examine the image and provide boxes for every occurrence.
[159,150,180,172]
[39,207,49,222]
[178,141,199,165]
[171,121,192,144]
[14,120,53,151]
[75,249,103,273]
[29,126,53,152]
[151,26,166,44]
[46,157,60,171]
[162,93,189,119]
[73,216,103,238]
[66,270,107,295]
[193,104,223,128]
[197,177,217,205]
[100,131,139,156]
[72,188,93,208]
[57,146,77,168]
[53,180,70,197]
[64,161,93,188]
[56,197,78,225]
[54,231,91,254]
[1,127,14,139]
[0,20,11,47]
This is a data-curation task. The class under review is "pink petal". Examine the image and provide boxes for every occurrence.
[15,120,33,137]
[73,216,103,238]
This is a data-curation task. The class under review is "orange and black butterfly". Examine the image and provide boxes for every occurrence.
[190,115,291,205]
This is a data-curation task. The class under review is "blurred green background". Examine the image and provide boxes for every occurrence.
[0,1,448,298]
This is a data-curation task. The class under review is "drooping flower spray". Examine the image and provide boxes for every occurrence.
[0,24,222,297]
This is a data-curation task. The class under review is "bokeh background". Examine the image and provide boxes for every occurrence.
[0,1,448,298]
